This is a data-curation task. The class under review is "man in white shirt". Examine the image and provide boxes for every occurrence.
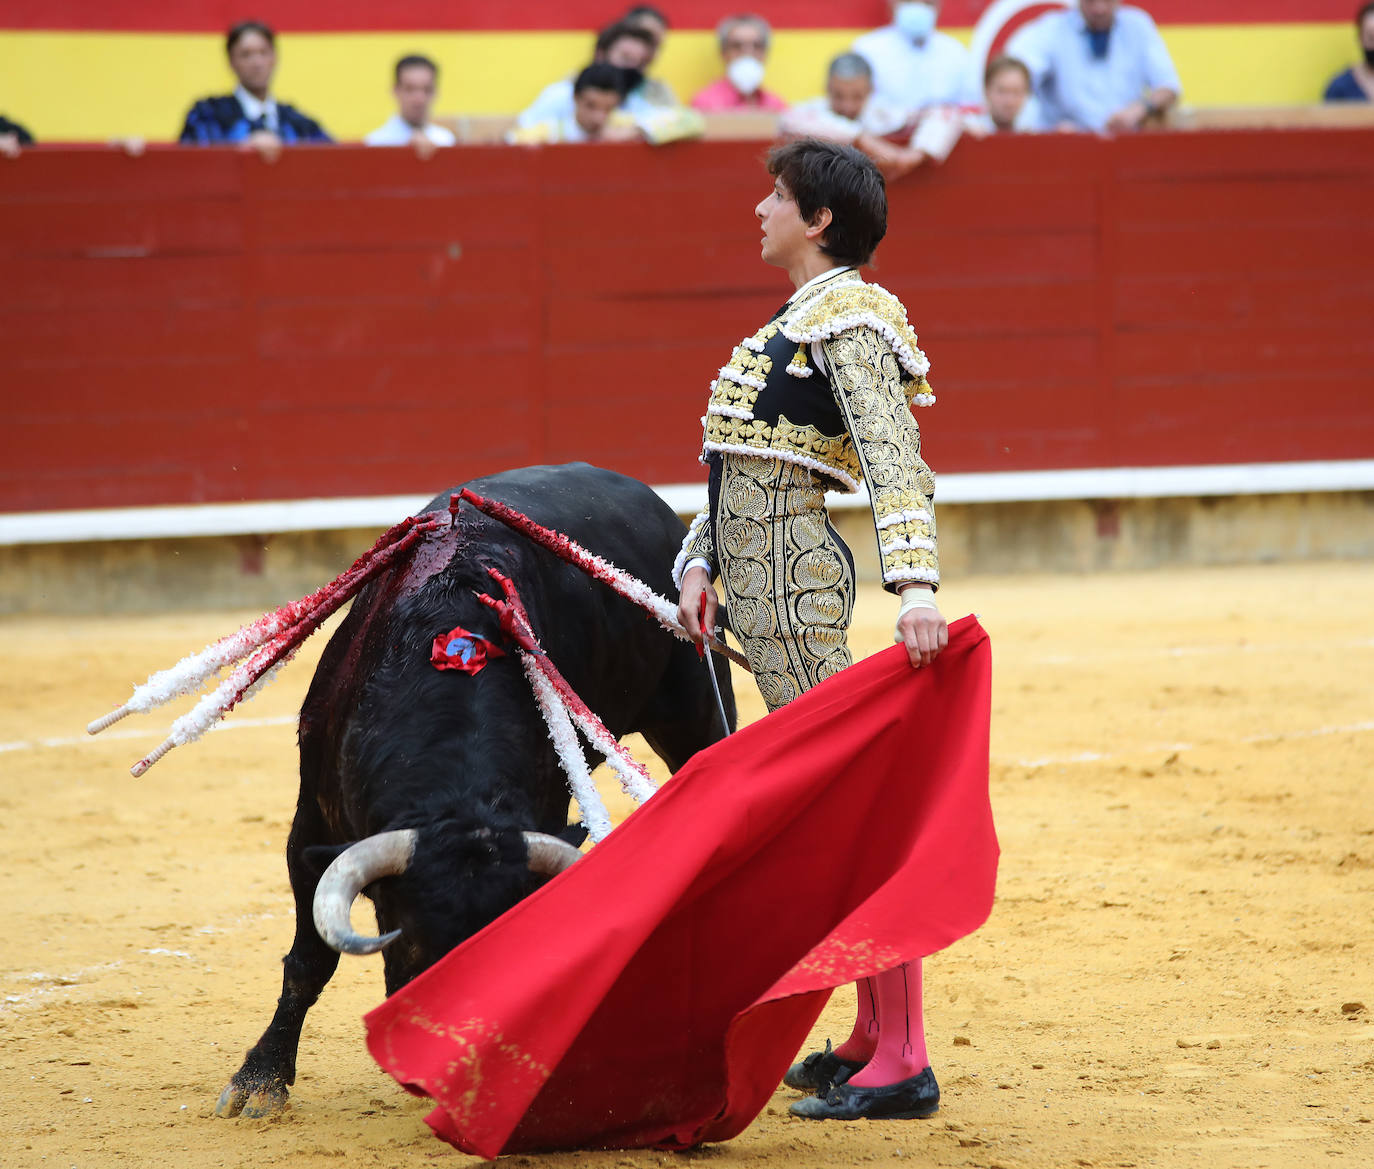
[780,53,909,143]
[1007,0,1180,133]
[781,53,939,179]
[851,1,981,115]
[365,55,457,150]
[962,56,1039,136]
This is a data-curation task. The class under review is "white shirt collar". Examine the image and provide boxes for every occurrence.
[234,84,278,130]
[788,265,854,302]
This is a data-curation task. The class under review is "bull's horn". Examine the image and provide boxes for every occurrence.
[312,829,418,955]
[523,832,582,877]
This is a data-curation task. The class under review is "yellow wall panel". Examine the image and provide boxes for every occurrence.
[1167,24,1353,106]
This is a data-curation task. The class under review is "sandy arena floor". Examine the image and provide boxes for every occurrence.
[2,561,1372,1169]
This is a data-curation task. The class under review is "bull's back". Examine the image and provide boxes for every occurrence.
[301,464,687,789]
[428,462,684,596]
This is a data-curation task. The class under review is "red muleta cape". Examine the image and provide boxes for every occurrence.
[365,615,997,1158]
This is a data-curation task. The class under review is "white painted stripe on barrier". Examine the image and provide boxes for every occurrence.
[3,460,1373,546]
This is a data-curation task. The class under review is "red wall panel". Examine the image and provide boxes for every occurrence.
[2,130,1372,515]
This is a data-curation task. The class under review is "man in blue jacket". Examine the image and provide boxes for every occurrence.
[179,21,331,153]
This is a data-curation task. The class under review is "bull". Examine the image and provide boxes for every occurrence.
[214,463,735,1118]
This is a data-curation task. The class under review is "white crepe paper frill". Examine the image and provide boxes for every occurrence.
[129,641,302,777]
[520,654,613,844]
[87,612,295,735]
[557,695,658,806]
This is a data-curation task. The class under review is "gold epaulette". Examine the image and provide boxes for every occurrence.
[780,280,935,405]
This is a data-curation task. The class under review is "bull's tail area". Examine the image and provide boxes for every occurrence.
[86,498,460,775]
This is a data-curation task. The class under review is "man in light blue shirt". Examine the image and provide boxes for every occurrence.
[1007,0,1180,133]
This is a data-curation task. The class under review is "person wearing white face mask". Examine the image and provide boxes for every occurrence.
[851,1,981,117]
[691,14,788,112]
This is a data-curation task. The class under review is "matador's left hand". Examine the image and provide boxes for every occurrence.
[895,585,948,669]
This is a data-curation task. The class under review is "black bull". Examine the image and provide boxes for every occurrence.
[215,463,736,1118]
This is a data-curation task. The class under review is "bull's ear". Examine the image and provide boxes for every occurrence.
[303,843,351,876]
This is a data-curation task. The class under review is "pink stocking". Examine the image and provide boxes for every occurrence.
[846,960,928,1088]
[832,976,879,1063]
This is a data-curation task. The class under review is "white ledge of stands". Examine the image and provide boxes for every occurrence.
[2,460,1373,548]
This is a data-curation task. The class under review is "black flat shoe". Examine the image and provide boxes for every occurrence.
[789,1066,940,1120]
[781,1040,867,1095]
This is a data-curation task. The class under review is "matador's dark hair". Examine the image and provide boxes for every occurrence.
[766,138,888,268]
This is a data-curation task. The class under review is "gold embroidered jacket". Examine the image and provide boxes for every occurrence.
[677,271,940,591]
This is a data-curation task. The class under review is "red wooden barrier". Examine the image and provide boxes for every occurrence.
[2,131,1372,515]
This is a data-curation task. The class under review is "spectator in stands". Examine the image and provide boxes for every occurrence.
[1008,0,1180,133]
[365,55,456,150]
[517,21,673,131]
[781,53,908,142]
[621,4,678,106]
[691,15,787,113]
[179,21,331,155]
[0,114,34,158]
[508,64,638,144]
[964,56,1036,135]
[781,53,966,180]
[1324,2,1374,101]
[623,4,669,49]
[851,2,980,114]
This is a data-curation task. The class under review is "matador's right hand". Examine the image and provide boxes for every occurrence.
[677,566,718,651]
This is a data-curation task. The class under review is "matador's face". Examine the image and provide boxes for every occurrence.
[756,178,814,270]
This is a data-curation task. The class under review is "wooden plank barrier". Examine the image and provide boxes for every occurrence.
[1,130,1372,516]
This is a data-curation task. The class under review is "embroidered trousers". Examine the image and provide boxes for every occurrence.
[715,454,856,713]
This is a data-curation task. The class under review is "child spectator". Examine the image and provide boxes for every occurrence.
[964,56,1037,135]
[365,55,457,150]
[508,64,638,143]
[1323,2,1374,101]
[691,15,787,113]
[179,21,331,153]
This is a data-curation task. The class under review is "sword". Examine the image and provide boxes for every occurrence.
[698,592,732,738]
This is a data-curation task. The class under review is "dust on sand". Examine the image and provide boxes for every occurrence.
[2,562,1371,1169]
